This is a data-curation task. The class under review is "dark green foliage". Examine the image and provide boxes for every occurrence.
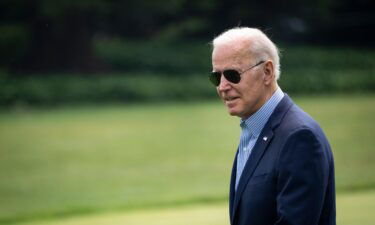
[1,44,374,107]
[279,46,375,94]
[0,74,216,107]
[94,39,211,74]
[1,0,374,72]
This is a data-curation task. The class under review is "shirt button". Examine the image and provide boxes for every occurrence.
[243,147,247,151]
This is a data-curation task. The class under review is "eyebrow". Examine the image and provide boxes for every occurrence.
[212,68,240,73]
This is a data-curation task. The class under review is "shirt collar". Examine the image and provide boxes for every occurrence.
[240,87,284,137]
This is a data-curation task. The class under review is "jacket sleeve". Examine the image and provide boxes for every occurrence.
[275,128,330,225]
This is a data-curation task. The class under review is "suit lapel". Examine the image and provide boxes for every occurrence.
[231,126,274,223]
[229,150,238,223]
[230,94,294,224]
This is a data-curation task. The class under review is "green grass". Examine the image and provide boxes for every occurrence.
[16,191,375,225]
[0,95,374,223]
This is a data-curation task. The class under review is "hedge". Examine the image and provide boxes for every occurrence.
[0,42,374,107]
[0,70,374,107]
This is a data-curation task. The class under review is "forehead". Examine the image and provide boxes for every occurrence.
[212,42,253,69]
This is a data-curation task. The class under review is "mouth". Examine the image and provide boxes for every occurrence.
[224,96,240,103]
[225,96,239,100]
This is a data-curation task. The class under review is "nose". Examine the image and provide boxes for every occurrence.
[217,74,231,92]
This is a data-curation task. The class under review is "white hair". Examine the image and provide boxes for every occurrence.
[212,27,281,80]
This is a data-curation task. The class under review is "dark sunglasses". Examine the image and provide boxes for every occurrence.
[209,61,265,86]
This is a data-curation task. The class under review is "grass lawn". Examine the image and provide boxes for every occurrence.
[17,191,375,225]
[0,95,374,223]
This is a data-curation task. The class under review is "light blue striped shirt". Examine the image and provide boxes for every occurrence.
[235,88,284,189]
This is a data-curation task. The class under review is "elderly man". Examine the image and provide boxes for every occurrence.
[210,27,336,225]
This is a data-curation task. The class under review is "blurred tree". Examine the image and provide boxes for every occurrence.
[107,0,217,39]
[0,0,373,74]
[1,0,111,73]
[0,0,218,73]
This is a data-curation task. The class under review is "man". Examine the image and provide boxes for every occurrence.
[210,27,336,225]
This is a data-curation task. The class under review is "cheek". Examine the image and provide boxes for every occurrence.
[240,80,261,100]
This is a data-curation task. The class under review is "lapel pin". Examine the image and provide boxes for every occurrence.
[263,136,268,141]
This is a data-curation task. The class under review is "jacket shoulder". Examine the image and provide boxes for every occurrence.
[275,102,331,152]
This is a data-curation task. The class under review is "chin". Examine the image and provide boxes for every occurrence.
[227,107,241,117]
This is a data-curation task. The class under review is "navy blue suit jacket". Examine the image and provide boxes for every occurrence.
[229,95,336,225]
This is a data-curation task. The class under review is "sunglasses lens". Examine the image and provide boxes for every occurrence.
[209,70,241,86]
[209,72,221,86]
[223,70,241,84]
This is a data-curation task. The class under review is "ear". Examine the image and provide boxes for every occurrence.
[263,60,275,85]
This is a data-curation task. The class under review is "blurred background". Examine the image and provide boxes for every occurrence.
[0,0,374,224]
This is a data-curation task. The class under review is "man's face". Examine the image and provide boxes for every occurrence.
[212,44,268,119]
